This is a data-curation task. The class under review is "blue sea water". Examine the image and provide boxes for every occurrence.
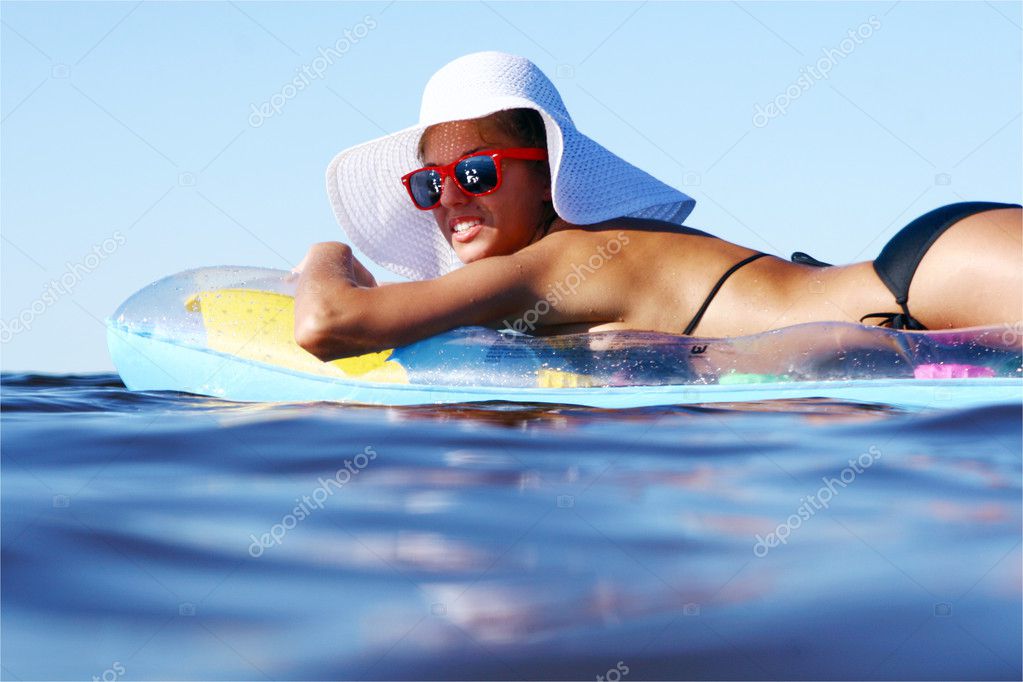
[2,372,1021,680]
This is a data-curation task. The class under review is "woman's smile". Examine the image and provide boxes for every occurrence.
[448,215,486,242]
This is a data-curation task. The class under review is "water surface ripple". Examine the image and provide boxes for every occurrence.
[2,373,1020,680]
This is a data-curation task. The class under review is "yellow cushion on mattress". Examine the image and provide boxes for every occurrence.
[184,289,408,384]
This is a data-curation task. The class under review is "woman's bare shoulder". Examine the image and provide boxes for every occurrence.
[547,216,717,239]
[523,221,636,260]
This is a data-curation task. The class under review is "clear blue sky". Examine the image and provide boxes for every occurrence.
[2,1,1020,372]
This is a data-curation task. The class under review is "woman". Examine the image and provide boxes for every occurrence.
[295,52,1021,361]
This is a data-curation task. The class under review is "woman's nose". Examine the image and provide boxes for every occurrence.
[438,175,468,208]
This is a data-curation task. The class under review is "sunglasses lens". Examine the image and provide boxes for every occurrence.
[408,170,442,208]
[455,155,499,195]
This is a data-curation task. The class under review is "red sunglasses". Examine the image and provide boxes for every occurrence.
[401,147,548,210]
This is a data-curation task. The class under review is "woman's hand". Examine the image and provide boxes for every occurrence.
[292,241,377,287]
[292,229,627,362]
[293,242,378,360]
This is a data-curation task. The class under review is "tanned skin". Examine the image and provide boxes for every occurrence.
[295,116,1023,362]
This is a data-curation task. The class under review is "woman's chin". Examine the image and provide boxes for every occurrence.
[453,236,498,264]
[449,228,520,264]
[454,245,488,264]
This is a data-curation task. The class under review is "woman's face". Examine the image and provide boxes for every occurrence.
[419,117,552,264]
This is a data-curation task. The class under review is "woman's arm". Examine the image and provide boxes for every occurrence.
[294,236,612,361]
[292,243,377,287]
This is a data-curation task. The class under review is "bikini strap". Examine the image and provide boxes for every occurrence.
[860,302,928,331]
[683,252,768,336]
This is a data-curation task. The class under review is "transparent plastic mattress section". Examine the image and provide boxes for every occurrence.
[107,267,1023,406]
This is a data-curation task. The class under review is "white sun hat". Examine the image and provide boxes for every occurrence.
[325,51,696,281]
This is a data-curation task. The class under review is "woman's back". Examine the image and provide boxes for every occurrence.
[532,219,889,337]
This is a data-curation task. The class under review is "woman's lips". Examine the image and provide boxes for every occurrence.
[449,216,485,243]
[452,221,484,243]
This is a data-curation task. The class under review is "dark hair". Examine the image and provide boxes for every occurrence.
[417,108,547,161]
[479,107,547,149]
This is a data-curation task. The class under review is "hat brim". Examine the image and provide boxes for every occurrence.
[326,101,694,281]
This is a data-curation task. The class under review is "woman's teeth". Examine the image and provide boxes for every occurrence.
[452,218,482,233]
